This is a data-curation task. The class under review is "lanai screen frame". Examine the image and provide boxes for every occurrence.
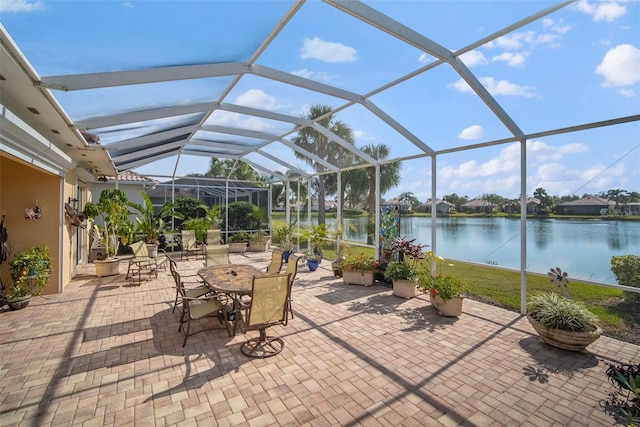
[11,0,638,314]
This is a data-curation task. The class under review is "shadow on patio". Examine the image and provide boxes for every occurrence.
[1,251,637,426]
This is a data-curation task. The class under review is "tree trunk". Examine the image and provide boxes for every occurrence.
[366,167,376,245]
[317,176,326,225]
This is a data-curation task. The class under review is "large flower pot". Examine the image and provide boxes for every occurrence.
[307,259,320,271]
[393,279,418,299]
[7,295,31,310]
[527,315,602,351]
[94,258,121,277]
[430,294,464,317]
[228,242,247,253]
[145,243,158,258]
[283,251,293,263]
[342,270,374,286]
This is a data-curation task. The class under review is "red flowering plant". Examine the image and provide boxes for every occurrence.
[342,251,377,271]
[417,255,464,301]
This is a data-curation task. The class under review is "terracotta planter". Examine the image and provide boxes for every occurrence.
[430,294,464,317]
[342,270,374,286]
[527,315,602,351]
[94,258,121,277]
[393,279,418,299]
[228,242,247,253]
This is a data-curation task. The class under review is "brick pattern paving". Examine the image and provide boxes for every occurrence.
[1,251,638,426]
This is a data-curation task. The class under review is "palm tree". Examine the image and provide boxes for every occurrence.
[206,158,264,182]
[533,187,550,212]
[606,189,629,214]
[292,105,355,225]
[349,143,402,244]
[398,191,419,209]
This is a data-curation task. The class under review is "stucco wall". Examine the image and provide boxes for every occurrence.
[0,154,61,295]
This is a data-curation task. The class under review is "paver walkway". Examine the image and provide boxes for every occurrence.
[1,251,638,426]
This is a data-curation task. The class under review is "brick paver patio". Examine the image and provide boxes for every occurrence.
[1,251,638,426]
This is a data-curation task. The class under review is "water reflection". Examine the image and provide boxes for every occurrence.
[316,216,639,283]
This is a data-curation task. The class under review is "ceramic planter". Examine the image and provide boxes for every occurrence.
[393,279,418,299]
[342,270,374,286]
[7,295,31,310]
[527,315,602,351]
[145,243,158,258]
[307,259,320,271]
[228,242,247,253]
[94,258,121,277]
[430,294,464,317]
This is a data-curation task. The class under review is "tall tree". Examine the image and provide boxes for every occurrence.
[354,143,402,244]
[533,187,550,212]
[398,191,420,209]
[205,158,264,182]
[291,105,355,225]
[606,189,629,214]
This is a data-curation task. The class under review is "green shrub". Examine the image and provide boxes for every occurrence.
[610,255,640,303]
[527,292,599,332]
[182,217,209,242]
[222,202,262,231]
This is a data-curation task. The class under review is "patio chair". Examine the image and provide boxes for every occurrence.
[205,244,230,267]
[265,248,284,274]
[238,273,291,358]
[174,267,230,346]
[169,257,211,314]
[181,229,204,260]
[283,254,301,325]
[206,229,222,245]
[125,240,168,283]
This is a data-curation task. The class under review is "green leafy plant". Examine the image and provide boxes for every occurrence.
[384,237,428,281]
[182,217,210,243]
[610,255,640,303]
[8,246,52,297]
[302,223,328,255]
[129,191,164,244]
[418,271,465,301]
[342,251,377,271]
[83,189,133,258]
[527,292,599,332]
[275,221,296,252]
[604,360,640,424]
[228,230,250,243]
[250,229,266,243]
[384,261,417,281]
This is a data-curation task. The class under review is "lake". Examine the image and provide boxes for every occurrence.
[315,216,640,284]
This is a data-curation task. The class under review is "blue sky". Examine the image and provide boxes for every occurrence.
[2,0,639,201]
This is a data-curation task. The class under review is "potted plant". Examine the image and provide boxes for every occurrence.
[227,231,249,253]
[526,268,602,351]
[603,360,640,424]
[129,191,164,257]
[330,218,350,277]
[418,266,465,316]
[342,250,377,286]
[7,246,53,310]
[304,249,322,272]
[83,189,134,277]
[302,223,327,264]
[248,229,270,252]
[384,237,427,299]
[275,222,296,262]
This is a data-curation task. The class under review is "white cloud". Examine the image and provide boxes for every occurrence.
[595,44,640,87]
[123,2,133,7]
[619,88,636,97]
[0,0,44,12]
[417,53,433,64]
[205,110,276,132]
[291,68,332,82]
[458,125,484,140]
[449,77,537,98]
[459,50,488,67]
[577,0,626,22]
[300,37,357,63]
[527,140,589,162]
[491,51,529,67]
[235,89,280,110]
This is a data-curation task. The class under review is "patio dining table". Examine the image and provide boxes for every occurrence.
[197,264,264,335]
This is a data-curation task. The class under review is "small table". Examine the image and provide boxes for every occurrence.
[197,265,264,335]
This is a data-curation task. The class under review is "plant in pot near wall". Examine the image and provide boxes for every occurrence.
[302,223,327,264]
[227,231,250,253]
[342,251,377,286]
[7,246,52,310]
[129,191,164,257]
[83,189,134,277]
[418,261,465,316]
[526,267,602,351]
[384,237,427,299]
[304,249,323,272]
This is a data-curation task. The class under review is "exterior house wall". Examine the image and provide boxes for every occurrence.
[0,153,61,295]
